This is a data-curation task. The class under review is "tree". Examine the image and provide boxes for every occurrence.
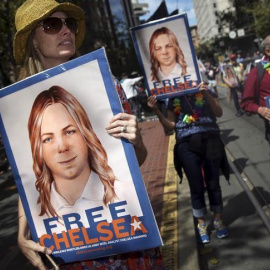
[0,1,24,87]
[195,40,215,61]
[213,0,269,55]
[242,0,270,39]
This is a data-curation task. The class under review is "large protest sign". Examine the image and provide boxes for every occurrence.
[0,48,162,264]
[131,13,201,99]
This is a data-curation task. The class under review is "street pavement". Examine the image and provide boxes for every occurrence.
[1,83,270,269]
[196,85,270,270]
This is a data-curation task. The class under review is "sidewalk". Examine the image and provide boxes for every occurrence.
[139,118,199,270]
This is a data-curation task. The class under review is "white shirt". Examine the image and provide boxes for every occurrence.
[148,63,197,90]
[121,76,143,99]
[157,63,183,81]
[33,171,142,236]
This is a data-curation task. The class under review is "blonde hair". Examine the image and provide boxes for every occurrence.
[17,32,43,81]
[17,29,77,81]
[28,86,117,217]
[149,27,187,82]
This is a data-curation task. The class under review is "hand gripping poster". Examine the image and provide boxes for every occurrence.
[0,48,162,265]
[131,13,201,99]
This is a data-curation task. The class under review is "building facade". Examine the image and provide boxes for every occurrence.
[193,0,231,41]
[76,0,148,76]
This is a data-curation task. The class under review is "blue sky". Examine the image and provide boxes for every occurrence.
[139,0,197,26]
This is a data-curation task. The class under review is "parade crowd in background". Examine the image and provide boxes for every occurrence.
[121,48,264,121]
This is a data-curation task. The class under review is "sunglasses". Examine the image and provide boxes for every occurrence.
[38,17,78,35]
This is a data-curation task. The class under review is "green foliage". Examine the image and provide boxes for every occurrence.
[242,0,270,38]
[0,0,24,87]
[195,40,215,61]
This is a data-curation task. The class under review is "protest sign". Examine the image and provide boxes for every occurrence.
[0,48,162,264]
[131,13,201,99]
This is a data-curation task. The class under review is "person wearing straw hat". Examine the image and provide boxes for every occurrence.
[13,1,164,269]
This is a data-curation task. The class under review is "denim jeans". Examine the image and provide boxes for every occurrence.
[230,87,241,112]
[176,141,223,218]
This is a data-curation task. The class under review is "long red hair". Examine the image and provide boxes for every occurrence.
[28,85,117,217]
[149,27,187,81]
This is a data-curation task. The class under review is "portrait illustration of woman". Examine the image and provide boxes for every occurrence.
[223,66,239,88]
[28,85,141,233]
[149,27,188,82]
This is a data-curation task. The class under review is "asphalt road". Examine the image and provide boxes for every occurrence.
[198,85,270,270]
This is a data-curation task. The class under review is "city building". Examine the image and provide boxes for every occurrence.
[193,0,232,41]
[131,0,149,24]
[77,0,149,76]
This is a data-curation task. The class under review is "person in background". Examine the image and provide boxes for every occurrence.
[229,54,245,90]
[147,82,229,244]
[236,51,244,64]
[205,62,218,95]
[13,0,164,269]
[223,65,244,117]
[120,73,144,122]
[241,35,270,146]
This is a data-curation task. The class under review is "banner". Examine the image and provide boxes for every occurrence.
[131,13,201,99]
[0,48,162,264]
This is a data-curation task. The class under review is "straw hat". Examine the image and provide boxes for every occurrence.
[13,0,85,64]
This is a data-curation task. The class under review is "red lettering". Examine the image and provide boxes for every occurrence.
[53,231,70,249]
[184,81,192,89]
[68,228,84,247]
[97,221,114,241]
[40,234,54,251]
[113,218,129,238]
[81,226,99,244]
[177,83,185,90]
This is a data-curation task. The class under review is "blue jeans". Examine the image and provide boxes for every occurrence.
[230,87,241,112]
[176,141,223,218]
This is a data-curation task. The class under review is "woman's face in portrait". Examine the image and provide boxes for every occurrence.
[154,34,177,68]
[33,11,76,67]
[40,103,90,182]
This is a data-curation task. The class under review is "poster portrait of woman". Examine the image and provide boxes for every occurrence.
[28,86,142,235]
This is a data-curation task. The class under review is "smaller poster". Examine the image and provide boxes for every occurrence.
[130,13,201,100]
[222,64,240,88]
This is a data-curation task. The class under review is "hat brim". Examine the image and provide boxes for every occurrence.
[13,3,85,65]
